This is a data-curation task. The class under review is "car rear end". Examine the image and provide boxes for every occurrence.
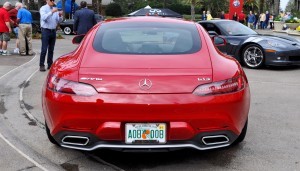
[43,17,250,151]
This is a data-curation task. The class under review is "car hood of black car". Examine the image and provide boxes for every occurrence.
[258,34,300,46]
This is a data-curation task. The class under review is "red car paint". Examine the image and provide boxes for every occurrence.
[42,17,250,151]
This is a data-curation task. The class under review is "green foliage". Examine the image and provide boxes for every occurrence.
[285,18,299,23]
[169,4,195,15]
[105,3,123,17]
[274,15,281,21]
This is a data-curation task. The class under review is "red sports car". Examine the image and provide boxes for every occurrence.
[42,17,250,151]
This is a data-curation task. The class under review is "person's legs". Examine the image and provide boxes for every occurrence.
[47,31,56,69]
[26,25,33,55]
[40,29,50,68]
[18,24,26,55]
[2,33,10,55]
[13,27,19,53]
[0,33,3,54]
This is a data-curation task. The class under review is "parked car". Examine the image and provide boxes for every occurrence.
[59,14,104,35]
[29,10,41,34]
[43,17,250,151]
[199,20,300,69]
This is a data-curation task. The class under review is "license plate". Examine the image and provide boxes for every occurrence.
[125,123,166,144]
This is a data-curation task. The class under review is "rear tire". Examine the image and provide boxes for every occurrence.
[233,118,248,145]
[45,122,60,146]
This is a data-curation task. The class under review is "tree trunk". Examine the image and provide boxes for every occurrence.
[98,0,102,14]
[92,0,99,13]
[274,0,279,15]
[259,0,265,13]
[191,0,195,21]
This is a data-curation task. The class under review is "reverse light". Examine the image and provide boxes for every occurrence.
[193,76,245,96]
[47,75,97,96]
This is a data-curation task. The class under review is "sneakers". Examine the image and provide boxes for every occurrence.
[40,66,46,72]
[2,51,9,56]
[13,48,19,54]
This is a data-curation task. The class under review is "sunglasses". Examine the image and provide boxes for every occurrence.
[50,0,55,2]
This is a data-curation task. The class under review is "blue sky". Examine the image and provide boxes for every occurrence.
[280,0,289,10]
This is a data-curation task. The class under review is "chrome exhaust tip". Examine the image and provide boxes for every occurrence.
[62,136,89,146]
[202,135,229,145]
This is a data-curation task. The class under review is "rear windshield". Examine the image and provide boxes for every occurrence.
[93,21,201,54]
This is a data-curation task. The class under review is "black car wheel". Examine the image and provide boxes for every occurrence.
[45,122,60,146]
[242,44,264,69]
[63,26,72,35]
[233,118,248,145]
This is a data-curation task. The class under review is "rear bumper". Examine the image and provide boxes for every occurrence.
[55,130,238,151]
[43,86,250,151]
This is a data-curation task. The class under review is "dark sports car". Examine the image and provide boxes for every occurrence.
[199,20,300,69]
[60,14,104,35]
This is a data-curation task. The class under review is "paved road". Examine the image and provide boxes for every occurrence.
[0,31,300,171]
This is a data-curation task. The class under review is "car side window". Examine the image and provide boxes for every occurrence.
[201,23,222,35]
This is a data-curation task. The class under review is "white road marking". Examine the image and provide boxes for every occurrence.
[0,53,48,171]
[19,69,44,128]
[0,53,37,80]
[0,132,48,171]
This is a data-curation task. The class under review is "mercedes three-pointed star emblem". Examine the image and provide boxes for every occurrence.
[139,79,152,90]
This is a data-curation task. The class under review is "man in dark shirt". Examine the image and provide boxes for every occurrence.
[73,1,96,35]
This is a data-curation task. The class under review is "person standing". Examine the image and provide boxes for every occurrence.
[73,1,96,35]
[39,0,63,72]
[247,11,256,29]
[206,11,213,20]
[269,14,274,29]
[254,12,259,29]
[232,12,238,21]
[238,10,245,24]
[8,2,22,54]
[260,12,266,29]
[201,11,206,21]
[220,11,225,19]
[17,4,33,56]
[0,2,12,56]
[265,11,270,29]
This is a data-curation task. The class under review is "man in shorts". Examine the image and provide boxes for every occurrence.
[0,2,12,55]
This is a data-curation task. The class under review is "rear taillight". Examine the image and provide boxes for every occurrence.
[47,75,97,96]
[193,75,245,96]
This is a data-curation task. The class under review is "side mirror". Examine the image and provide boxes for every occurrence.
[212,36,226,46]
[72,34,85,44]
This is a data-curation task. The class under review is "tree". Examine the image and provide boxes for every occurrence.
[38,0,44,9]
[259,0,264,13]
[285,0,295,12]
[92,0,102,14]
[29,0,34,9]
[244,0,259,12]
